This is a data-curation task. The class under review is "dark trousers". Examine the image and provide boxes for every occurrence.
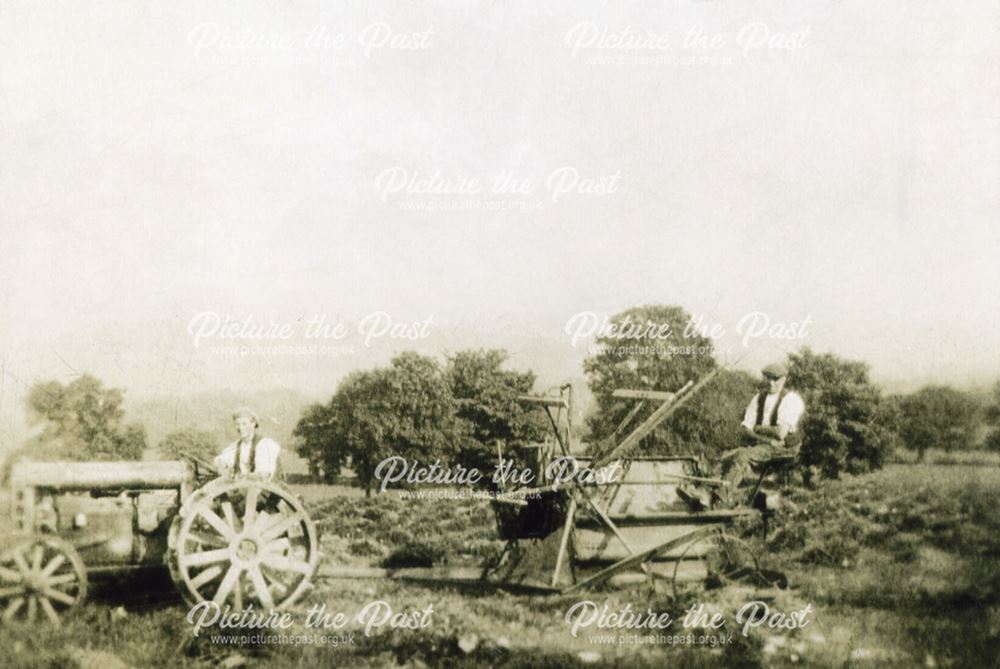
[720,443,795,498]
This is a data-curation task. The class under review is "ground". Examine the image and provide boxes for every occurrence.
[0,463,998,668]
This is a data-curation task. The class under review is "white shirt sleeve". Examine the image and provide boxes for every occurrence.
[741,394,760,430]
[776,392,805,432]
[252,438,281,478]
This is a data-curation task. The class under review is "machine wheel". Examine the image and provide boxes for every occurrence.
[0,536,87,623]
[168,477,319,610]
[671,530,760,599]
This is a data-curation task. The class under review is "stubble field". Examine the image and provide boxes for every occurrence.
[1,463,998,669]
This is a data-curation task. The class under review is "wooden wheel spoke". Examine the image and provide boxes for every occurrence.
[31,545,44,572]
[260,513,306,542]
[260,567,290,594]
[190,565,224,590]
[45,573,80,587]
[39,597,60,624]
[213,566,241,605]
[42,587,76,606]
[0,585,26,598]
[181,548,230,569]
[256,514,286,539]
[249,511,279,535]
[40,554,66,577]
[248,566,274,609]
[242,486,260,530]
[12,550,31,576]
[233,577,243,611]
[199,508,237,541]
[26,595,37,621]
[262,537,290,554]
[0,566,22,582]
[2,597,25,621]
[261,553,313,576]
[185,531,228,548]
[221,502,238,532]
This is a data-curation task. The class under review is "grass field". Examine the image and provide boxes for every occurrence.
[888,447,1000,467]
[0,464,998,668]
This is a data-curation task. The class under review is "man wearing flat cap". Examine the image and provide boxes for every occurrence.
[214,407,282,480]
[719,362,805,502]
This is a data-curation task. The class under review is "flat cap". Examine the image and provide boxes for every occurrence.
[232,406,260,426]
[762,363,788,379]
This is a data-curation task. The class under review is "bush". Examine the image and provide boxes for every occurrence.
[158,428,218,462]
[382,540,446,568]
[788,348,897,479]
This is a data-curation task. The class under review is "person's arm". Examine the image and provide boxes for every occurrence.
[772,393,805,446]
[214,444,236,476]
[742,396,782,444]
[740,395,759,443]
[749,394,804,445]
[754,423,789,440]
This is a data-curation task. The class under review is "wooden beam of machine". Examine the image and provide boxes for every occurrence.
[611,389,676,400]
[516,395,569,409]
[594,369,724,469]
[592,379,695,468]
[562,525,716,594]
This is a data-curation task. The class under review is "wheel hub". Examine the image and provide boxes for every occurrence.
[235,538,258,561]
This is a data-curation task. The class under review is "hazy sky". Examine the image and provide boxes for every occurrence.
[1,1,998,443]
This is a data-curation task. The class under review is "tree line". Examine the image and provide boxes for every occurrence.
[9,305,1000,486]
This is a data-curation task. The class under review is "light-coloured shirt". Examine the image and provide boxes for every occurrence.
[741,391,805,433]
[214,437,281,479]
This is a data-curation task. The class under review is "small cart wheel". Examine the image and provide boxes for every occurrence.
[671,530,760,599]
[168,477,319,610]
[0,536,88,623]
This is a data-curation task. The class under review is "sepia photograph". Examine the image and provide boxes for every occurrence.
[1,1,998,667]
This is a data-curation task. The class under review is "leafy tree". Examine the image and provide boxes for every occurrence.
[667,368,760,457]
[787,348,896,479]
[583,305,716,454]
[294,352,466,495]
[985,381,1000,453]
[158,428,218,462]
[898,385,981,461]
[23,374,147,461]
[293,402,346,481]
[986,381,1000,422]
[445,349,548,474]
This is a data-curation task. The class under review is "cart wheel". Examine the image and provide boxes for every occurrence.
[671,530,760,599]
[168,477,319,610]
[0,536,87,624]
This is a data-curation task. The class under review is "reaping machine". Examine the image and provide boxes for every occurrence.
[315,375,786,595]
[1,459,320,624]
[487,376,784,595]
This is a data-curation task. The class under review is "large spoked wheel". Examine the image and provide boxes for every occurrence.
[0,536,87,623]
[671,530,760,599]
[168,477,319,610]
